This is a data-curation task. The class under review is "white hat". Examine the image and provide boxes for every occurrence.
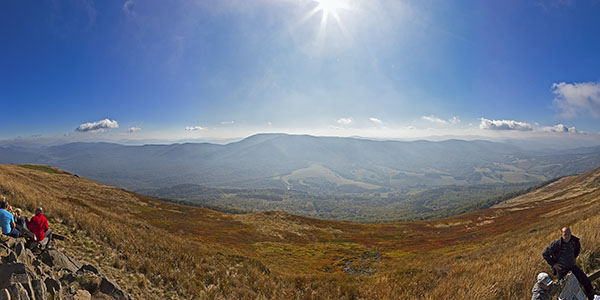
[537,272,552,285]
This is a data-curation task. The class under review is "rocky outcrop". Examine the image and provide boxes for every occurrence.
[0,235,135,300]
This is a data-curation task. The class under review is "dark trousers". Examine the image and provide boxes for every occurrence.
[3,227,20,238]
[556,265,595,300]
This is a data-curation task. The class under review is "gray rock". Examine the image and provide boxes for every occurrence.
[0,289,10,300]
[0,263,37,289]
[40,250,81,273]
[31,279,47,300]
[76,265,98,275]
[44,277,61,298]
[0,245,10,258]
[73,290,90,300]
[99,277,134,300]
[99,277,117,295]
[6,251,17,263]
[14,242,34,265]
[6,283,31,300]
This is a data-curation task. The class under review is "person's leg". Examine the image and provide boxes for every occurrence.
[8,228,20,238]
[570,266,594,300]
[44,229,53,249]
[557,267,570,280]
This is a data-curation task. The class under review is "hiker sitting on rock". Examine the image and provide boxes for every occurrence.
[26,207,52,249]
[0,200,20,238]
[542,227,594,300]
[532,272,556,300]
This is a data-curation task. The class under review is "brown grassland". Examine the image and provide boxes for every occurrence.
[1,164,600,299]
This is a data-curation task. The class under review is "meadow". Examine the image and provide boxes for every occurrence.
[1,164,599,299]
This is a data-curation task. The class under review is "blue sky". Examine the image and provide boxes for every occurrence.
[1,0,600,144]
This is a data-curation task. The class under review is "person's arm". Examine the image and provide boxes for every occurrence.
[43,219,49,233]
[543,242,556,266]
[574,238,581,258]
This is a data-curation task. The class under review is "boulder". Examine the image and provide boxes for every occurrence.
[0,263,37,289]
[43,277,61,298]
[6,283,31,300]
[99,277,134,300]
[0,289,10,300]
[73,290,91,300]
[0,245,10,258]
[31,279,47,300]
[14,242,34,265]
[75,273,101,295]
[76,265,98,275]
[40,250,81,273]
[6,251,18,263]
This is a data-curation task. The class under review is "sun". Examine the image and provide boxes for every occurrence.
[298,0,353,46]
[314,0,349,14]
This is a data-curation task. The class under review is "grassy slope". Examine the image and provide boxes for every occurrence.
[1,164,600,299]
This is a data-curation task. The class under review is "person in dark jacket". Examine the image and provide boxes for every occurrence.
[542,227,594,300]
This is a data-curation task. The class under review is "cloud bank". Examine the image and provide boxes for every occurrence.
[479,118,533,131]
[552,81,600,118]
[76,119,119,133]
[421,115,447,124]
[128,126,142,133]
[542,124,577,133]
[185,126,206,131]
[422,115,461,125]
[336,118,353,125]
[369,117,382,124]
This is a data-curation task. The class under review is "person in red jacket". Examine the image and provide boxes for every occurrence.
[26,207,52,249]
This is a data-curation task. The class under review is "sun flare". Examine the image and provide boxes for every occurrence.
[314,0,349,14]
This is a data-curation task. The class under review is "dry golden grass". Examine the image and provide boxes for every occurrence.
[1,164,600,299]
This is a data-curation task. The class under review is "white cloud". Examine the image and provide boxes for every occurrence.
[369,117,383,124]
[336,118,353,125]
[479,118,533,131]
[185,126,206,131]
[122,0,136,17]
[421,115,447,124]
[128,126,142,133]
[76,119,119,133]
[552,81,600,118]
[449,116,461,124]
[267,122,272,126]
[221,121,235,125]
[542,124,578,133]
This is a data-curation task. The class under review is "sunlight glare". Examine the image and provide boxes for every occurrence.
[315,0,349,14]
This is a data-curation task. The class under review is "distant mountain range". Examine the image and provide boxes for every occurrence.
[1,133,600,193]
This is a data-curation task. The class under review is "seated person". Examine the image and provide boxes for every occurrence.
[26,207,52,249]
[14,208,35,240]
[0,201,20,238]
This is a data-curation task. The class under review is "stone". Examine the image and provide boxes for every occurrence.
[0,245,10,258]
[6,251,17,263]
[31,279,47,300]
[76,265,98,275]
[0,263,37,289]
[44,277,61,298]
[14,242,34,265]
[6,283,31,300]
[0,289,10,300]
[98,277,117,295]
[75,274,101,295]
[73,290,90,300]
[99,277,134,300]
[59,273,76,285]
[40,250,81,273]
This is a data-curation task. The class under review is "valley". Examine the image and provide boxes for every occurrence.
[2,164,600,299]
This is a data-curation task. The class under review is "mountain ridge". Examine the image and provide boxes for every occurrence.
[2,134,600,194]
